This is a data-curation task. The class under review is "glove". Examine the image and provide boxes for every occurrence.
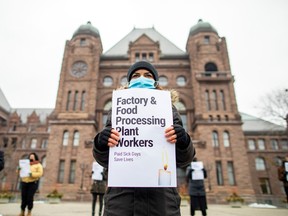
[173,124,189,146]
[97,127,112,150]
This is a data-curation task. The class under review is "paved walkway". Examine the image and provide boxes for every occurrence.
[0,201,287,216]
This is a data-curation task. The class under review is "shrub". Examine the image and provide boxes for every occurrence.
[226,192,244,203]
[46,189,63,199]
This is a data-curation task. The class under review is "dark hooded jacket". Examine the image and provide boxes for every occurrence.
[93,90,195,216]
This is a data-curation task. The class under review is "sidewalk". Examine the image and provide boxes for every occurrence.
[0,201,287,216]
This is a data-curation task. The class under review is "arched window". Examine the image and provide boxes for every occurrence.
[220,90,226,110]
[274,157,282,167]
[271,139,279,150]
[120,76,127,86]
[103,100,112,126]
[30,138,37,149]
[103,76,113,87]
[158,76,168,87]
[176,76,186,87]
[73,91,79,111]
[80,91,86,111]
[212,90,218,110]
[223,131,230,147]
[62,130,69,146]
[255,157,266,170]
[205,90,211,111]
[66,91,71,111]
[42,156,47,168]
[257,139,266,150]
[73,131,80,146]
[205,62,218,72]
[174,101,187,130]
[212,131,219,147]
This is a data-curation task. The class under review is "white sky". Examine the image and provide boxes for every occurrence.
[0,0,287,122]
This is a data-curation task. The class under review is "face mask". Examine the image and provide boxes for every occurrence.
[128,76,157,89]
[30,159,34,162]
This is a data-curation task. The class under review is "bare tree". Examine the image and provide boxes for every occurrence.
[260,88,288,128]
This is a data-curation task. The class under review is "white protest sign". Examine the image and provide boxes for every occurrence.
[285,162,288,172]
[191,161,204,170]
[191,161,204,180]
[285,162,288,181]
[92,161,104,180]
[108,88,176,187]
[19,159,30,178]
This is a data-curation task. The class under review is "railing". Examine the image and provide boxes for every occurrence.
[196,72,232,79]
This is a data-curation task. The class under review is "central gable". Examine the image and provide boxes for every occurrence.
[103,27,185,57]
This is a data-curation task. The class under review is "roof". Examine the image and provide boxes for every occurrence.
[72,21,100,38]
[11,108,53,124]
[240,112,286,133]
[103,27,185,57]
[189,19,218,36]
[0,88,11,112]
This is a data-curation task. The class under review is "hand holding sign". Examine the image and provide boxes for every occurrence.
[98,127,120,148]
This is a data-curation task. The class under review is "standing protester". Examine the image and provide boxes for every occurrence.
[93,61,195,215]
[186,158,208,216]
[90,168,107,216]
[0,150,4,171]
[17,152,43,216]
[278,156,288,203]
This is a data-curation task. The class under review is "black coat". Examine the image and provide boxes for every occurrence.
[186,168,207,196]
[0,151,4,171]
[93,105,195,216]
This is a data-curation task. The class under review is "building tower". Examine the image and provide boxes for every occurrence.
[43,22,102,199]
[186,20,255,202]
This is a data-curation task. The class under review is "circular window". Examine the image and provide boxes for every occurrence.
[120,76,127,86]
[158,76,168,86]
[176,76,186,86]
[103,76,113,87]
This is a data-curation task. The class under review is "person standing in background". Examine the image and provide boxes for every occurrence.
[278,156,288,203]
[17,152,43,216]
[90,168,107,216]
[186,158,208,216]
[0,150,4,171]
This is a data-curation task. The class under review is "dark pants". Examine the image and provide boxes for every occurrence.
[92,193,104,216]
[20,181,38,211]
[284,185,288,202]
[190,196,207,216]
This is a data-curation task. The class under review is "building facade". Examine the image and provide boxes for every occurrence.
[0,20,287,205]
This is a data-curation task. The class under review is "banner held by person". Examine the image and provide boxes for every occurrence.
[108,88,176,187]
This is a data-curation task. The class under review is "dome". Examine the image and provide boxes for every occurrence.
[73,21,100,38]
[189,19,218,36]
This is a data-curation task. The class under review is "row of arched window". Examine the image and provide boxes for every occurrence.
[212,131,230,147]
[205,89,226,111]
[62,130,80,146]
[255,156,283,170]
[66,90,86,111]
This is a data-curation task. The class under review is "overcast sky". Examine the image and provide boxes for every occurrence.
[0,0,287,123]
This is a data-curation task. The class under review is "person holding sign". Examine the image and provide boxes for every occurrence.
[278,156,288,203]
[93,61,195,215]
[17,152,43,216]
[90,162,107,216]
[186,158,208,216]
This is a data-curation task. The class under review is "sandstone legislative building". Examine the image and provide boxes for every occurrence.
[0,20,287,205]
